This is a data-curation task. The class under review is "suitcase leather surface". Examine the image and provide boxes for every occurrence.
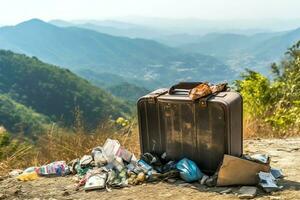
[137,88,243,174]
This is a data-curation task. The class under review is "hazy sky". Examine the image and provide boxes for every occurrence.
[1,0,300,25]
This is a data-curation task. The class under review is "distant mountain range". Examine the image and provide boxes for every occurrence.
[0,19,234,88]
[0,18,298,89]
[177,29,300,74]
[50,18,300,76]
[0,18,299,135]
[50,19,165,39]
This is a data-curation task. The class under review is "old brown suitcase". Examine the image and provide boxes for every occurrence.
[137,82,243,174]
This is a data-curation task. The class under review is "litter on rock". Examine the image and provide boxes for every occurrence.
[189,82,228,100]
[102,138,121,162]
[248,154,270,164]
[199,174,209,185]
[80,155,93,167]
[17,171,38,181]
[84,173,107,191]
[270,168,284,179]
[11,138,285,195]
[9,169,23,177]
[35,161,70,176]
[258,171,282,192]
[217,154,270,186]
[176,158,203,182]
[92,147,107,167]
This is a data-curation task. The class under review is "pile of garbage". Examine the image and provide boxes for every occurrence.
[10,138,284,196]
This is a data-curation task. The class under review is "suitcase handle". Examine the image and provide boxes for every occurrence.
[168,82,202,95]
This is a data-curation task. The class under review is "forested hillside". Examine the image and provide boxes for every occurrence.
[78,69,150,100]
[0,94,50,136]
[107,82,150,102]
[0,50,130,131]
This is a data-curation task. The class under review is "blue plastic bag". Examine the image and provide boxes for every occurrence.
[176,158,203,182]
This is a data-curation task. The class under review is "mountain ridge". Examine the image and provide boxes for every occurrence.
[0,19,234,88]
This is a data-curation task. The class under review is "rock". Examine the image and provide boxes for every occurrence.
[61,191,70,196]
[238,186,257,199]
[176,180,185,184]
[0,193,7,200]
[72,176,80,182]
[219,188,232,194]
[199,175,209,185]
[277,148,292,152]
[189,185,198,189]
[205,175,217,187]
[269,196,281,200]
[178,183,190,187]
[7,188,21,196]
[291,147,300,152]
[167,178,177,183]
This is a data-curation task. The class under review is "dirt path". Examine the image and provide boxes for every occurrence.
[0,138,299,200]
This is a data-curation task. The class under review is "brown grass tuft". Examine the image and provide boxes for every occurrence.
[243,116,300,139]
[0,119,140,176]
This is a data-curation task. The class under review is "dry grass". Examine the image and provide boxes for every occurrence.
[0,145,37,176]
[0,120,140,176]
[1,116,299,176]
[243,117,273,139]
[243,116,300,139]
[36,122,140,165]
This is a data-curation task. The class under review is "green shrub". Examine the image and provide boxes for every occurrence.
[235,41,300,136]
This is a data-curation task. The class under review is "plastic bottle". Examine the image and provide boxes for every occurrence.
[35,161,69,176]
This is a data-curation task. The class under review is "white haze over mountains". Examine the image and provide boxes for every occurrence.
[1,0,300,31]
[65,18,300,36]
[0,0,300,24]
[0,0,300,87]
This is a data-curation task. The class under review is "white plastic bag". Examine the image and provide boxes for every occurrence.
[84,173,107,191]
[92,147,107,166]
[103,139,121,162]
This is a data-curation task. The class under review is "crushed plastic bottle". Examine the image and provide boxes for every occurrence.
[24,166,36,173]
[35,161,70,176]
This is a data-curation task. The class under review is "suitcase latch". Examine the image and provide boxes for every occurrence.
[199,99,207,108]
[199,94,213,108]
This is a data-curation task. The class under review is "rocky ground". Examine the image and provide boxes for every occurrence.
[0,138,299,200]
